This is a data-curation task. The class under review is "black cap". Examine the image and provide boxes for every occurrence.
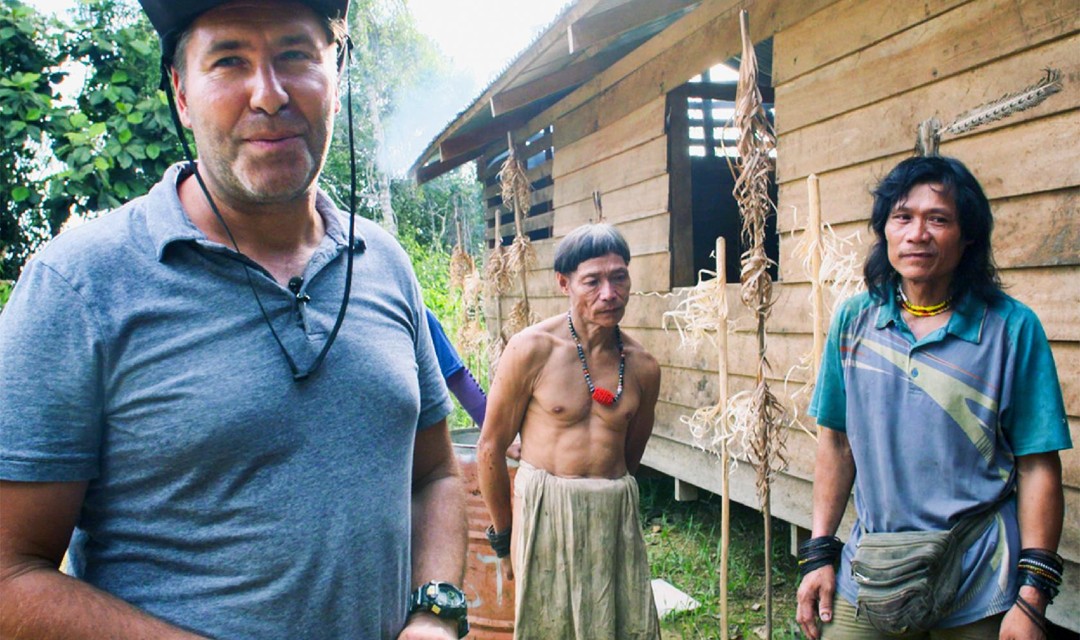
[139,0,350,65]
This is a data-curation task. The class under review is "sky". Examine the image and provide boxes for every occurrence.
[25,0,571,175]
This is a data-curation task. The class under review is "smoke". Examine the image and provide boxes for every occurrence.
[377,66,479,177]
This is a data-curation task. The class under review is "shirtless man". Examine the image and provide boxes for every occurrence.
[477,223,661,640]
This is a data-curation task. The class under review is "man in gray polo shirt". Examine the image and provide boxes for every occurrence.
[0,1,467,638]
[795,156,1070,639]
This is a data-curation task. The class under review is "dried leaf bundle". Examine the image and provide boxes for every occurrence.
[503,299,539,339]
[730,13,786,636]
[505,234,536,280]
[449,246,475,292]
[730,10,786,505]
[498,141,532,225]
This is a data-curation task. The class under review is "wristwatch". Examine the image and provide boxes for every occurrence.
[409,580,469,638]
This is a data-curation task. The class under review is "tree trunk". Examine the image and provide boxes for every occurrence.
[365,80,397,236]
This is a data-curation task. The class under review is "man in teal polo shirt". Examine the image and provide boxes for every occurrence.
[795,156,1070,639]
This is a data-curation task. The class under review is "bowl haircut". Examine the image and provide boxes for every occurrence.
[554,224,631,276]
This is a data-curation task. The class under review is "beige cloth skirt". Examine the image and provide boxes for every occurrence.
[512,461,660,640]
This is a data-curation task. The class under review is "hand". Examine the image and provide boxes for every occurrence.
[500,555,514,581]
[999,588,1048,640]
[505,441,521,461]
[796,565,836,640]
[398,611,458,640]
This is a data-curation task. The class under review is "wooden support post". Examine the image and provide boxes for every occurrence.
[674,479,699,502]
[808,174,824,383]
[716,236,731,640]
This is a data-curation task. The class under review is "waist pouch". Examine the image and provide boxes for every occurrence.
[851,508,997,636]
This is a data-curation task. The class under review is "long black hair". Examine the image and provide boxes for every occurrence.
[864,156,1003,303]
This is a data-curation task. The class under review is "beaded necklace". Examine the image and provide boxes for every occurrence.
[897,286,952,317]
[566,311,625,407]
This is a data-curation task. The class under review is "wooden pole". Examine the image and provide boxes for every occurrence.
[717,237,731,640]
[808,174,824,382]
[759,309,773,639]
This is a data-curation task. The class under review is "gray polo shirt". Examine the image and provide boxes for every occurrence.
[0,163,453,638]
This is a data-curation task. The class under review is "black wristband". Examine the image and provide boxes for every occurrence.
[798,535,844,578]
[486,524,511,558]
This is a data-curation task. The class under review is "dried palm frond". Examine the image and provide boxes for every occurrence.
[745,379,789,495]
[503,299,539,338]
[680,402,730,455]
[729,12,786,636]
[450,246,475,292]
[505,234,536,280]
[498,136,533,225]
[484,245,514,296]
[662,269,727,348]
[486,330,507,377]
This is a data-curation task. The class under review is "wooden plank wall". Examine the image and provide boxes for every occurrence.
[772,0,1080,627]
[481,0,1078,629]
[492,96,672,327]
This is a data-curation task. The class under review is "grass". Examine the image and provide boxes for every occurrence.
[638,473,803,640]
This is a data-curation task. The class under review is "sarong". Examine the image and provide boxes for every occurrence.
[512,461,660,640]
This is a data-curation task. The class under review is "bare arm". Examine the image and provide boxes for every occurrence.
[1000,451,1064,640]
[402,419,467,639]
[796,427,856,640]
[624,352,660,474]
[476,335,537,534]
[0,481,206,639]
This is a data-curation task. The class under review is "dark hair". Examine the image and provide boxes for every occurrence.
[554,224,631,275]
[864,155,1002,303]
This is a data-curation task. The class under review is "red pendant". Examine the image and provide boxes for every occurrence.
[592,387,616,406]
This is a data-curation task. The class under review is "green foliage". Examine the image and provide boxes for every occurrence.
[0,1,64,278]
[0,0,486,347]
[50,0,180,216]
[639,475,802,639]
[0,280,13,311]
[0,0,182,280]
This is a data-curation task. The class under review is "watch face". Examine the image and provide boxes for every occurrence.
[427,582,466,612]
[417,581,466,618]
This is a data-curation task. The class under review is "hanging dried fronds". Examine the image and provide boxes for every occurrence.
[730,13,786,636]
[662,270,727,347]
[450,214,476,292]
[450,247,475,292]
[484,245,514,295]
[730,9,785,504]
[505,233,536,279]
[788,212,866,315]
[486,330,507,377]
[455,270,489,361]
[503,299,539,339]
[499,146,532,226]
[496,133,538,337]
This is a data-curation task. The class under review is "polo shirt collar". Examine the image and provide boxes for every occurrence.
[147,162,366,261]
[875,284,986,344]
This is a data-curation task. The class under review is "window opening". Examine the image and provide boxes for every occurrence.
[668,40,778,288]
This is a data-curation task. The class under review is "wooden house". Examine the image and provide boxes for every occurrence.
[412,0,1079,628]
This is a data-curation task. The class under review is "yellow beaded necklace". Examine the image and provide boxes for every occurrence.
[897,286,952,317]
